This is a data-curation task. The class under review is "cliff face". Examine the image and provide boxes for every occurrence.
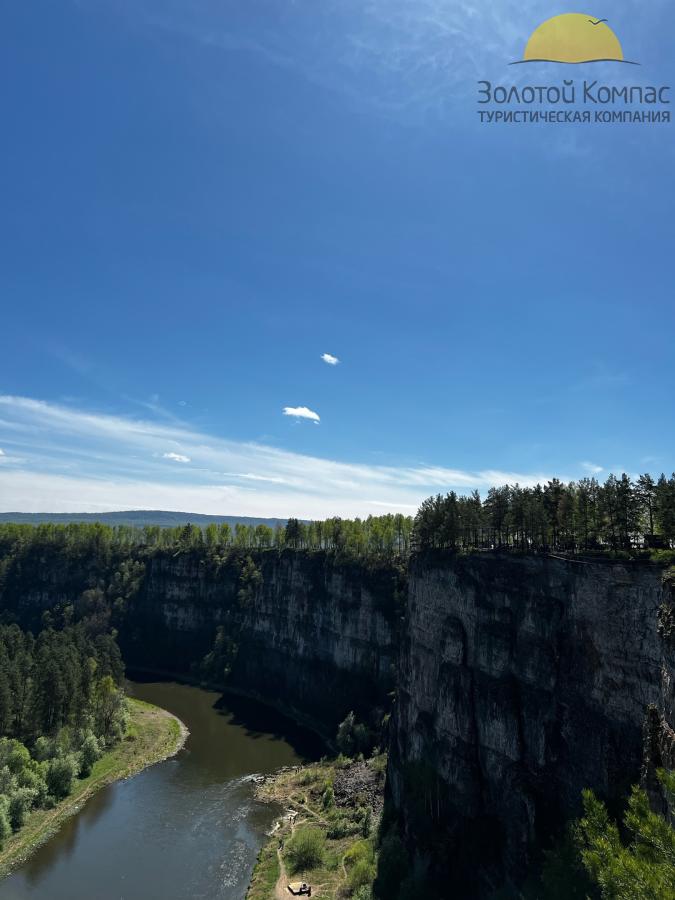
[3,540,673,892]
[389,553,671,896]
[121,551,402,730]
[0,546,401,734]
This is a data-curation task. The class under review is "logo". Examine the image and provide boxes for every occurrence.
[476,10,671,125]
[512,13,637,66]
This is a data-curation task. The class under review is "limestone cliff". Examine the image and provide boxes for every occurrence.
[388,552,672,896]
[120,550,402,731]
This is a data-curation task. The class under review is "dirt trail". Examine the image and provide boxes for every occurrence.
[274,847,289,900]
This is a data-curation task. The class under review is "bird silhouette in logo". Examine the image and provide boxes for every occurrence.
[588,18,608,25]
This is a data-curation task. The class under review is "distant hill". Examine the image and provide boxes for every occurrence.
[0,511,292,529]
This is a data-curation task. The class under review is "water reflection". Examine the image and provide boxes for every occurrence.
[0,679,322,900]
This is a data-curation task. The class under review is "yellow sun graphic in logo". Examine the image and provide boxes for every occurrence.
[516,13,634,64]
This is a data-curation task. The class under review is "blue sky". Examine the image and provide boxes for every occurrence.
[0,0,673,517]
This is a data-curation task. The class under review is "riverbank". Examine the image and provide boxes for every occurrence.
[247,755,386,900]
[0,696,188,878]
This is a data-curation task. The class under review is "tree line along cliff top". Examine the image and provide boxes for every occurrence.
[0,471,673,564]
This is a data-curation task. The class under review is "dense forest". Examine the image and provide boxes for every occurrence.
[0,624,125,848]
[413,473,675,557]
[0,513,414,563]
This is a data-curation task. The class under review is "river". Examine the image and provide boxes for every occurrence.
[0,678,324,900]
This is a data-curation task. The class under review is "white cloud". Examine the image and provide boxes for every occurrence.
[223,472,288,484]
[0,394,564,517]
[283,406,321,423]
[321,353,340,366]
[0,448,4,456]
[581,461,604,475]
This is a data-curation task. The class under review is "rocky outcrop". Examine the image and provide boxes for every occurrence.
[388,552,672,896]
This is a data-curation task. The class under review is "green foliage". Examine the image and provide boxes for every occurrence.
[336,712,375,758]
[0,514,413,573]
[237,556,262,606]
[322,784,335,809]
[413,472,675,555]
[78,731,101,777]
[576,770,675,899]
[93,676,126,745]
[362,806,373,838]
[0,739,30,775]
[326,815,352,839]
[8,787,34,830]
[285,826,326,874]
[46,754,78,800]
[352,888,373,900]
[0,803,11,849]
[345,840,377,893]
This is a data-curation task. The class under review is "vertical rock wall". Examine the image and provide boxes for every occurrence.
[389,553,671,896]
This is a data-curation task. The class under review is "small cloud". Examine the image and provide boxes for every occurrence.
[581,461,604,475]
[163,452,191,463]
[223,472,288,484]
[283,406,321,423]
[178,400,187,407]
[0,448,4,456]
[321,353,340,366]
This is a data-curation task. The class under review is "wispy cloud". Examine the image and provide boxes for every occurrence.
[0,394,563,517]
[321,353,340,366]
[98,0,672,136]
[283,406,321,423]
[163,452,191,463]
[581,461,604,475]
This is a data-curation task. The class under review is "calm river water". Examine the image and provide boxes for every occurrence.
[0,678,323,900]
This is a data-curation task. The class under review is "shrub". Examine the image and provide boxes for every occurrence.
[32,736,56,762]
[79,732,101,777]
[285,826,325,874]
[0,739,31,775]
[352,888,373,900]
[336,713,374,757]
[0,765,16,795]
[348,858,376,893]
[17,765,48,807]
[361,807,373,838]
[345,840,376,894]
[322,785,335,810]
[327,815,352,839]
[46,754,78,800]
[8,788,34,830]
[0,805,10,849]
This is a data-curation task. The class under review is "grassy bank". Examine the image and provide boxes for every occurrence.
[247,755,385,900]
[0,697,187,878]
